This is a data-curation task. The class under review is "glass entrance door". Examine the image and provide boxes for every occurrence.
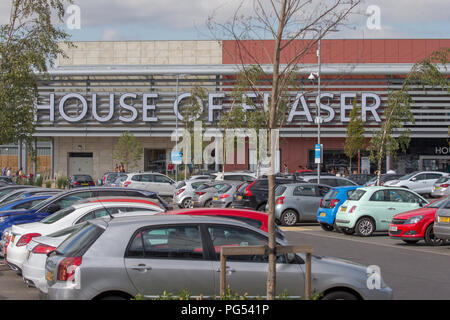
[144,149,166,174]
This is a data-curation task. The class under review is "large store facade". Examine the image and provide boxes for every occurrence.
[1,39,449,180]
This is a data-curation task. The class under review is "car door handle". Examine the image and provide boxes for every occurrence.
[388,207,396,210]
[132,264,152,271]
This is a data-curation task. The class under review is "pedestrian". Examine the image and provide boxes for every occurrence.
[115,164,119,173]
[1,167,5,176]
[387,169,396,174]
[284,163,288,174]
[168,162,174,175]
[119,162,125,173]
[6,167,11,177]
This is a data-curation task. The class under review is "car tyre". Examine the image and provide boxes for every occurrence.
[320,223,334,232]
[181,198,192,209]
[322,291,358,300]
[341,228,355,235]
[355,217,375,237]
[424,223,447,246]
[280,209,298,226]
[204,199,213,208]
[257,203,266,212]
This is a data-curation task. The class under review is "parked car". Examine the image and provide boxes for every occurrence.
[211,181,246,208]
[301,175,358,187]
[335,186,429,237]
[43,215,393,300]
[122,172,176,198]
[0,194,54,212]
[230,177,300,211]
[188,175,214,181]
[364,174,404,187]
[346,174,375,186]
[67,175,95,189]
[0,185,36,199]
[6,198,165,274]
[0,187,171,237]
[109,175,128,187]
[0,176,15,185]
[383,171,448,195]
[100,172,128,187]
[316,186,359,231]
[173,179,210,208]
[270,183,332,226]
[0,188,60,204]
[431,176,450,198]
[389,195,449,245]
[433,197,450,242]
[214,172,256,182]
[191,181,233,208]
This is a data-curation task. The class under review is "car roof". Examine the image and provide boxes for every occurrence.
[70,200,162,210]
[161,207,267,219]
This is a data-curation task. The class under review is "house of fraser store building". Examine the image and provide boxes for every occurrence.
[1,39,449,180]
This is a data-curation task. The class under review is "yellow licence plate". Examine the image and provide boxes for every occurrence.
[320,212,326,217]
[11,235,15,244]
[434,186,440,190]
[82,183,89,186]
[237,195,243,200]
[46,271,53,282]
[439,216,450,223]
[213,197,218,201]
[340,207,347,212]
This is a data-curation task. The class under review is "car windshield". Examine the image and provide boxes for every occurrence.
[40,206,76,224]
[398,172,418,180]
[427,196,450,208]
[348,189,366,201]
[47,223,86,237]
[217,184,232,194]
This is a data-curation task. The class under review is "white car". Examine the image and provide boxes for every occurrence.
[384,171,448,195]
[214,172,256,182]
[121,172,176,197]
[21,210,162,293]
[6,198,164,273]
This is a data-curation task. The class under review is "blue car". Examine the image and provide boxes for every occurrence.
[0,195,53,212]
[316,186,359,231]
[0,187,170,237]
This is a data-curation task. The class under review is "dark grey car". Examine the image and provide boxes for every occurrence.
[191,181,234,208]
[272,183,332,226]
[43,215,393,300]
[211,181,244,208]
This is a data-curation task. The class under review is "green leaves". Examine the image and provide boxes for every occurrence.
[0,0,72,146]
[112,131,144,171]
[344,96,365,162]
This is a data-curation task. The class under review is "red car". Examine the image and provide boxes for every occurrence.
[388,195,449,246]
[158,207,286,240]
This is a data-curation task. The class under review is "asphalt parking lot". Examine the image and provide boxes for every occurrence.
[1,223,450,300]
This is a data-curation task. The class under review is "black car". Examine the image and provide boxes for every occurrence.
[230,177,299,211]
[68,175,95,188]
[345,174,376,186]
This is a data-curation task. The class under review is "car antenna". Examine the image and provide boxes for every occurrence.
[96,196,114,220]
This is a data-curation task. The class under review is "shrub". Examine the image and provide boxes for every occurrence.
[45,180,52,188]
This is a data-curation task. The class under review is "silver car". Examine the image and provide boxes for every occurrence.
[433,197,450,241]
[173,179,210,208]
[43,215,393,300]
[301,175,358,187]
[191,181,232,208]
[271,183,332,226]
[431,176,450,198]
[211,181,245,208]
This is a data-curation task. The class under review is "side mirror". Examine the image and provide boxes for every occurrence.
[410,177,417,182]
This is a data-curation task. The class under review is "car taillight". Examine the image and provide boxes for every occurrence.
[349,206,357,213]
[319,199,323,207]
[16,233,41,247]
[220,194,230,199]
[73,181,80,185]
[123,181,131,187]
[441,184,449,188]
[330,199,340,208]
[177,188,185,195]
[244,181,256,197]
[57,257,82,282]
[276,197,285,205]
[32,244,56,254]
[196,191,205,196]
[89,181,95,186]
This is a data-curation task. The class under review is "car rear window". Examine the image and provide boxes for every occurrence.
[47,224,86,237]
[176,181,186,189]
[218,185,232,194]
[348,189,366,201]
[237,182,250,193]
[428,196,450,208]
[74,175,93,182]
[323,189,338,200]
[436,176,450,184]
[55,223,104,257]
[275,186,287,197]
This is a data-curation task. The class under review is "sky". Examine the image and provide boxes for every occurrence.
[0,0,449,41]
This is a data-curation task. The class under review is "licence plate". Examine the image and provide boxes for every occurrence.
[320,212,326,217]
[434,186,440,190]
[82,183,89,186]
[389,226,398,232]
[237,195,243,200]
[213,197,218,201]
[11,235,15,244]
[439,216,450,223]
[46,271,53,282]
[340,207,347,212]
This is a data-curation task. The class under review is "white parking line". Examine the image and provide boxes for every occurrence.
[283,227,450,257]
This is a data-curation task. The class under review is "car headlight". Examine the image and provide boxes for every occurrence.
[405,215,424,224]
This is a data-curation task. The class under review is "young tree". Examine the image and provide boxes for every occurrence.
[112,131,144,172]
[208,0,361,299]
[344,95,365,173]
[369,48,449,185]
[0,0,72,147]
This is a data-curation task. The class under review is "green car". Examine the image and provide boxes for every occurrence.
[335,186,429,237]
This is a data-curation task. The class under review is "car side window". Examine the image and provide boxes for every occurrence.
[293,185,317,197]
[206,225,285,263]
[126,225,204,260]
[414,174,426,181]
[369,190,387,202]
[387,190,407,202]
[426,173,443,180]
[395,190,422,203]
[131,175,141,182]
[12,201,34,210]
[154,175,172,184]
[141,174,154,182]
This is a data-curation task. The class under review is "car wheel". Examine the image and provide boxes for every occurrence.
[322,291,359,300]
[100,295,128,300]
[257,203,266,212]
[181,198,192,209]
[320,223,334,232]
[204,200,213,208]
[424,223,447,246]
[280,210,298,226]
[355,217,375,237]
[341,228,355,235]
[333,221,341,233]
[402,239,420,244]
